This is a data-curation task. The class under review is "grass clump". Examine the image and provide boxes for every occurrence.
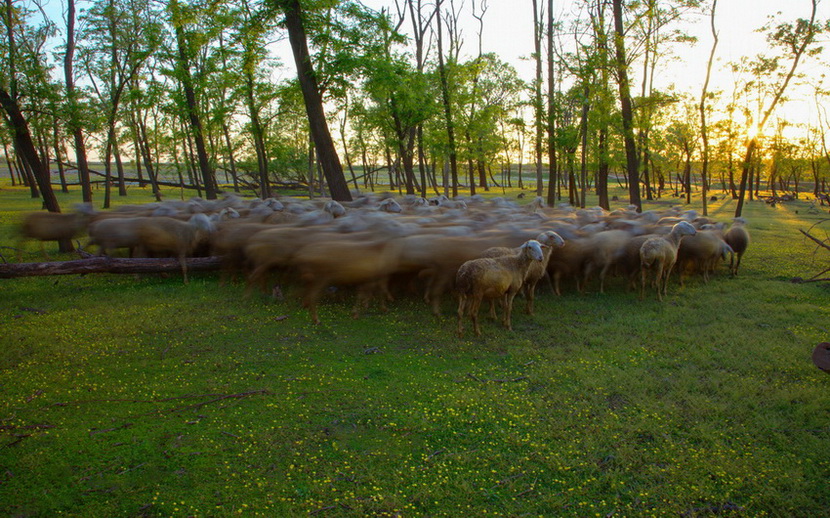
[1,183,829,516]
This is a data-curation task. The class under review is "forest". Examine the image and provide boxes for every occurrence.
[1,0,829,217]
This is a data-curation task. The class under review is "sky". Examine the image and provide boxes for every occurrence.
[35,0,830,136]
[345,0,830,134]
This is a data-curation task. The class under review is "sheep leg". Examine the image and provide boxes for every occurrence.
[469,296,483,336]
[523,282,537,315]
[179,252,189,284]
[487,300,497,320]
[553,272,562,296]
[351,284,373,319]
[302,279,327,325]
[457,295,467,337]
[654,264,664,302]
[503,291,517,331]
[639,267,647,300]
[599,263,611,294]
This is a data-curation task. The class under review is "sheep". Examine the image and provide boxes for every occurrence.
[209,221,275,285]
[724,219,750,276]
[480,231,565,315]
[378,198,403,213]
[289,235,405,324]
[639,221,697,301]
[676,230,734,285]
[17,203,95,259]
[87,216,149,258]
[456,239,545,337]
[582,229,632,293]
[135,214,215,283]
[397,233,511,315]
[243,225,333,295]
[545,236,593,295]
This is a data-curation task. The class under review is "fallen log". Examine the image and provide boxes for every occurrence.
[0,256,222,279]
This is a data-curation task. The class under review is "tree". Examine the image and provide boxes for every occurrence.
[735,0,824,217]
[612,0,641,210]
[63,0,92,203]
[699,0,718,216]
[168,0,218,200]
[275,0,352,201]
[0,0,68,248]
[435,0,459,197]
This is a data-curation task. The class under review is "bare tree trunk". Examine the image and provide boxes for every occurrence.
[52,122,68,193]
[63,0,93,203]
[545,0,558,206]
[435,0,459,197]
[532,0,544,197]
[612,0,641,211]
[699,0,718,217]
[0,87,68,250]
[283,0,352,201]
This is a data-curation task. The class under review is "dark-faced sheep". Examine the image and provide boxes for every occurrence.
[639,221,696,301]
[456,239,545,337]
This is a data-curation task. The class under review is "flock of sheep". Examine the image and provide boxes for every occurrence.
[17,193,750,336]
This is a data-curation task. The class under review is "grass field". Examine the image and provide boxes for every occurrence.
[1,182,829,516]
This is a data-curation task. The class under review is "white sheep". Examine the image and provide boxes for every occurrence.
[480,230,565,315]
[639,221,696,301]
[135,214,215,283]
[17,203,96,259]
[724,218,750,276]
[455,239,545,337]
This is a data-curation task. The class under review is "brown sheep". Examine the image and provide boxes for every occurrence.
[676,230,733,285]
[456,240,545,337]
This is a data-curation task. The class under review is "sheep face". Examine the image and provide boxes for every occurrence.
[324,200,346,218]
[671,221,697,238]
[535,231,565,249]
[521,240,545,262]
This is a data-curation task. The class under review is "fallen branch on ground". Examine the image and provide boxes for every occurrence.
[0,256,222,279]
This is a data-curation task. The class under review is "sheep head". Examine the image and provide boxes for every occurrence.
[535,231,565,249]
[671,221,697,238]
[520,240,545,262]
[324,200,346,218]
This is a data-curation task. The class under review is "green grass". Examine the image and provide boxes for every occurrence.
[2,182,830,516]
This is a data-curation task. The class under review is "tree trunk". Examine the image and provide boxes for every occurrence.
[0,256,222,279]
[63,0,92,203]
[171,0,216,200]
[283,0,352,202]
[435,0,459,198]
[0,87,69,251]
[532,0,544,197]
[612,0,641,211]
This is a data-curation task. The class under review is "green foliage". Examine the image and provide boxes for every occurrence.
[2,183,830,515]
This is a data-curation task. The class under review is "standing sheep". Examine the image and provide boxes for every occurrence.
[639,221,696,301]
[480,230,565,315]
[456,239,545,337]
[135,214,215,283]
[17,203,95,259]
[724,219,750,276]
